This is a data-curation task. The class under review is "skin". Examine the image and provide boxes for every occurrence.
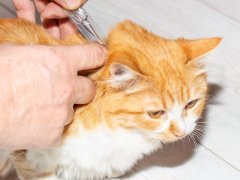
[0,0,106,149]
[13,0,87,39]
[0,43,106,149]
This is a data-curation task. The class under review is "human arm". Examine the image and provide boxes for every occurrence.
[0,43,105,149]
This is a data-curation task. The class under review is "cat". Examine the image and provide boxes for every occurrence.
[0,18,221,180]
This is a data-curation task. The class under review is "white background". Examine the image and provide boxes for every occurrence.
[0,0,240,179]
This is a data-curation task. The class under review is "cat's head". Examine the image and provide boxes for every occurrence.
[93,21,221,143]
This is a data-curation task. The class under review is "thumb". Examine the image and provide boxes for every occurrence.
[53,0,87,10]
[53,43,107,71]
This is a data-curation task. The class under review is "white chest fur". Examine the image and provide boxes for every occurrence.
[55,126,161,180]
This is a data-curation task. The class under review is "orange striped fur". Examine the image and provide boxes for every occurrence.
[0,19,221,141]
[0,19,221,179]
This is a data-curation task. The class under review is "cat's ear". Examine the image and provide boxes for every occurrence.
[108,63,141,93]
[178,37,222,63]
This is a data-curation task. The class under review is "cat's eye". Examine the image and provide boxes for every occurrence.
[147,110,166,119]
[185,99,199,110]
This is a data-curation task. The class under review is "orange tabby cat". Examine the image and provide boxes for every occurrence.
[0,19,221,180]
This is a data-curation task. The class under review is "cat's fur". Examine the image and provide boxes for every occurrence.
[0,19,221,180]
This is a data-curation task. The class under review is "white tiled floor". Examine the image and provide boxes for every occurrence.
[1,0,240,179]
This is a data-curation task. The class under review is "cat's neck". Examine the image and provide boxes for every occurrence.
[63,73,109,137]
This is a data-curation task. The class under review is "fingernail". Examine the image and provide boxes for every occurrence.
[64,0,82,10]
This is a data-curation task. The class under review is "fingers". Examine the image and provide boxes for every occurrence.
[42,19,61,39]
[13,0,36,22]
[53,0,87,10]
[58,19,77,39]
[73,76,96,104]
[35,1,81,38]
[66,76,95,124]
[40,0,87,19]
[41,2,67,19]
[43,19,77,39]
[34,0,49,13]
[53,44,107,71]
[74,44,107,71]
[35,1,63,39]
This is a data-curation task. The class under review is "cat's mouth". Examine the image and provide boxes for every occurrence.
[156,132,188,143]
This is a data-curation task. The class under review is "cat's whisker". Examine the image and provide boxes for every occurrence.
[192,133,202,141]
[196,121,207,124]
[183,136,191,147]
[193,129,204,134]
[0,17,221,180]
[192,129,204,144]
[196,126,206,129]
[187,135,194,147]
[195,125,206,130]
[196,124,205,127]
[196,124,207,127]
[189,134,199,148]
[193,128,204,134]
[196,123,206,126]
[195,125,205,130]
[194,129,205,133]
[194,129,205,135]
[187,136,192,146]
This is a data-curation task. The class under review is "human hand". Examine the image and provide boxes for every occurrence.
[0,43,106,149]
[13,0,86,39]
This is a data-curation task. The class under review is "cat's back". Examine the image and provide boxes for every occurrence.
[0,18,59,45]
[0,18,86,46]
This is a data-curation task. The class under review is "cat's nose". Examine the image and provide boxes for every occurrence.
[170,122,186,137]
[172,131,186,137]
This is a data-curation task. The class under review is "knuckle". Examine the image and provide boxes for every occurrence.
[86,44,106,67]
[92,45,106,66]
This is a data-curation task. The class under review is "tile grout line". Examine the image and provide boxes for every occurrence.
[196,0,240,174]
[200,144,240,172]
